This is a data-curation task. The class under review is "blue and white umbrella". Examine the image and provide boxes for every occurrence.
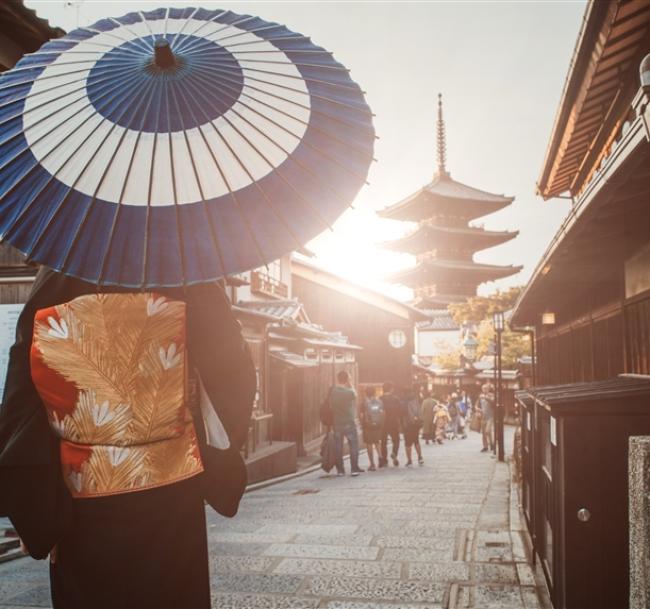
[0,7,374,287]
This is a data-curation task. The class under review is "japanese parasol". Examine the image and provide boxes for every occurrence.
[0,7,374,287]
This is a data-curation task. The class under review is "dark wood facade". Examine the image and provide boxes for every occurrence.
[292,259,427,389]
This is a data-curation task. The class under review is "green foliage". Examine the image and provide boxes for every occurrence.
[434,348,463,371]
[432,287,530,370]
[447,287,522,326]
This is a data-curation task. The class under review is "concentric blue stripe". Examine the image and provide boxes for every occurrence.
[0,7,374,287]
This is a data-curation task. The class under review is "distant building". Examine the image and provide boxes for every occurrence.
[512,3,650,607]
[378,95,520,309]
[291,257,428,390]
[377,95,521,371]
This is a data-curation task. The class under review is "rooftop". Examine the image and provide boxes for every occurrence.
[537,0,650,198]
[381,224,518,255]
[387,259,522,287]
[377,173,514,223]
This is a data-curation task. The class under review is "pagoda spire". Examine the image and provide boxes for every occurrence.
[436,93,449,178]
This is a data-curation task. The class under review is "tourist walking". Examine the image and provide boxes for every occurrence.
[379,382,402,467]
[420,391,436,444]
[331,371,363,477]
[479,385,496,453]
[447,393,460,439]
[402,389,424,466]
[434,402,451,444]
[359,387,384,471]
[0,269,256,609]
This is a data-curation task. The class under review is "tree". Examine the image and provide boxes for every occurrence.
[446,287,531,370]
[447,287,522,326]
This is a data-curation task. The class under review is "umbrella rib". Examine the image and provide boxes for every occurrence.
[165,81,227,278]
[188,75,372,184]
[170,9,228,50]
[97,78,161,286]
[59,77,159,275]
[190,59,364,96]
[108,17,154,51]
[190,64,373,132]
[210,22,292,46]
[182,79,334,232]
[173,14,258,55]
[0,63,143,126]
[170,7,200,49]
[192,70,373,157]
[1,69,147,239]
[84,25,152,54]
[179,78,304,250]
[0,67,146,177]
[17,70,149,261]
[209,35,307,51]
[183,75,367,207]
[141,77,165,288]
[170,82,269,268]
[163,81,190,286]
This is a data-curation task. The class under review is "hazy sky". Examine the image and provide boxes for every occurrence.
[27,0,585,300]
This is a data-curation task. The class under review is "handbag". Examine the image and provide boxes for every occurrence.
[469,411,482,432]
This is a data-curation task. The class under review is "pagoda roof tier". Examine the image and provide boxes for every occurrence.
[381,224,518,255]
[386,259,522,287]
[412,294,471,309]
[378,173,514,223]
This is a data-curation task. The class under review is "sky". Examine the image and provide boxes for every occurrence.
[26,0,585,301]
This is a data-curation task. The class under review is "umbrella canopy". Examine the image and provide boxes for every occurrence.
[0,7,374,287]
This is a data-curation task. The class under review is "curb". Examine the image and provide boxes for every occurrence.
[246,449,369,493]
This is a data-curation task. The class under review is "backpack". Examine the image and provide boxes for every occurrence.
[365,397,384,427]
[319,387,334,427]
[448,403,459,418]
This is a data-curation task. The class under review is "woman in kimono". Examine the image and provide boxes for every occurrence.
[0,267,256,609]
[420,391,436,444]
[433,402,451,445]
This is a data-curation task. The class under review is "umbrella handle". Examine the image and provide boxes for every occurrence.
[154,39,176,70]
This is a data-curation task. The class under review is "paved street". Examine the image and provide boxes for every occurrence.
[0,427,543,609]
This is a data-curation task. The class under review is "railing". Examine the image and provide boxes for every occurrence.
[250,270,289,298]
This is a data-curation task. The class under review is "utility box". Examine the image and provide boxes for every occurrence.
[516,377,650,609]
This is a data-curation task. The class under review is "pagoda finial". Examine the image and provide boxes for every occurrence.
[436,93,449,178]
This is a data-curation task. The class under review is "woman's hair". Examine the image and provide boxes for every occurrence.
[365,386,376,398]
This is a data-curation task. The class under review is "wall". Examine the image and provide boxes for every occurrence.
[292,274,414,387]
[417,328,459,358]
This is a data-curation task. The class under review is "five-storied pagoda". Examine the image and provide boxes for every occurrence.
[379,95,521,310]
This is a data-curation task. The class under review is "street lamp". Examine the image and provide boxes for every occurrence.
[492,311,505,462]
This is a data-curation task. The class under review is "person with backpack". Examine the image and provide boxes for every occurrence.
[379,382,402,467]
[359,386,384,471]
[401,388,424,467]
[330,371,363,477]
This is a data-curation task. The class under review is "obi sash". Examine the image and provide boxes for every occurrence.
[30,293,204,499]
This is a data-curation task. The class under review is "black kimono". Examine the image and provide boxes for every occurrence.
[0,268,256,609]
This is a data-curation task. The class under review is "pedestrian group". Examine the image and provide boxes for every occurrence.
[322,372,498,476]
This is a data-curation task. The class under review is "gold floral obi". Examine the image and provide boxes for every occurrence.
[30,293,204,499]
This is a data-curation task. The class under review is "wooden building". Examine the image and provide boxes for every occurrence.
[511,3,650,383]
[0,2,63,305]
[291,257,428,390]
[512,3,650,607]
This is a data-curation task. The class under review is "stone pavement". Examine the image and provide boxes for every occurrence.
[0,426,546,609]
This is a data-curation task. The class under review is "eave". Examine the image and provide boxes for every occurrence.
[538,0,650,199]
[380,225,518,255]
[378,174,514,223]
[513,87,650,327]
[387,259,522,287]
